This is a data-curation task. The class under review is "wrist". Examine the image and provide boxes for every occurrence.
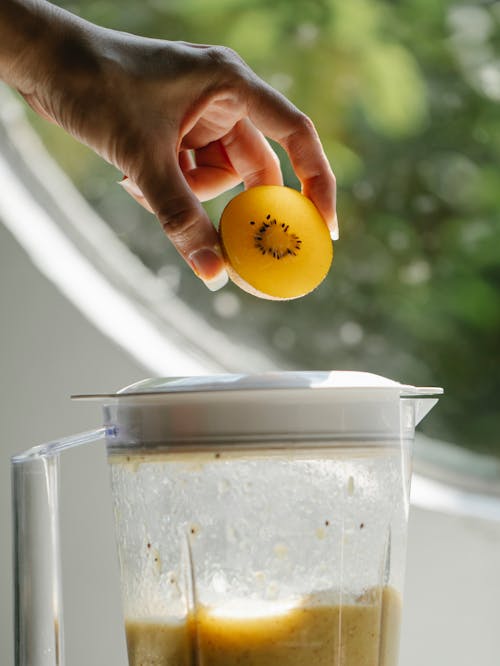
[0,0,53,90]
[0,0,100,96]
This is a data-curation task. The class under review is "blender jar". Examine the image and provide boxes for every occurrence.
[12,371,442,666]
[101,371,441,666]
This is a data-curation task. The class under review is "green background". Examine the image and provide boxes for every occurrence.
[31,0,500,456]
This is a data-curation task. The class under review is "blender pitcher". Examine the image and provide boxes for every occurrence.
[11,371,443,666]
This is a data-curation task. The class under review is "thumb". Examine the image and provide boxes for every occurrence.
[131,155,228,292]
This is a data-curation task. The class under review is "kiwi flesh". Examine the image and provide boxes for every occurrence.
[219,186,333,300]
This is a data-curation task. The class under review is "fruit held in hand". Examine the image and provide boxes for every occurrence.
[219,186,333,300]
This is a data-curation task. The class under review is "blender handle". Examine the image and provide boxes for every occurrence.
[11,428,107,666]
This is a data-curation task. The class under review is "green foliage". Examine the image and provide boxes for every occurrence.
[38,0,500,456]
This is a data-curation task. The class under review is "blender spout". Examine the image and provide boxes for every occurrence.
[413,397,440,426]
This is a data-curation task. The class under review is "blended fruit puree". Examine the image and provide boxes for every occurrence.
[126,586,401,666]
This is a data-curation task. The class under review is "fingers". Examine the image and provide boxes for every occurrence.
[181,119,283,200]
[180,144,241,201]
[132,152,229,291]
[219,118,283,189]
[246,83,338,239]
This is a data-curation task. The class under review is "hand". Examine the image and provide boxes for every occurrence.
[1,2,337,290]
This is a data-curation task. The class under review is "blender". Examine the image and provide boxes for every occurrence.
[12,371,442,666]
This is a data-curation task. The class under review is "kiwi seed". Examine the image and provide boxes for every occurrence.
[252,217,302,260]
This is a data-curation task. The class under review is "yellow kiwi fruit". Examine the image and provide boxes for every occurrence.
[219,185,333,300]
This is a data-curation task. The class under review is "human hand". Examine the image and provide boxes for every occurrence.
[1,2,337,290]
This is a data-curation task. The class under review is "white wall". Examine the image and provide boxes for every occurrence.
[2,217,500,666]
[0,218,148,666]
[402,506,500,666]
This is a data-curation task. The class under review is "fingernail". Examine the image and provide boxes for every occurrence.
[118,176,144,198]
[118,177,155,213]
[330,212,339,241]
[203,269,229,292]
[189,248,229,292]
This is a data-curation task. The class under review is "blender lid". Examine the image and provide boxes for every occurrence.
[74,371,443,399]
[74,371,443,445]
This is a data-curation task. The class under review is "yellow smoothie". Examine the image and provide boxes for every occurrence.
[125,586,401,666]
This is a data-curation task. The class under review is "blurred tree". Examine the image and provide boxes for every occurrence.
[28,0,500,455]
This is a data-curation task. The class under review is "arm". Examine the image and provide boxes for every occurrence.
[0,0,48,87]
[0,0,337,290]
[0,0,90,101]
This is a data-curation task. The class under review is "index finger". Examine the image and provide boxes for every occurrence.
[247,82,338,240]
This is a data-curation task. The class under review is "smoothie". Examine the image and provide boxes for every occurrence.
[125,586,401,666]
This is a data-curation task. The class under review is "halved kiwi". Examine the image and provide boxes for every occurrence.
[219,185,333,300]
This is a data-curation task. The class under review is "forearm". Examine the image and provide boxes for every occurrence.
[0,0,96,93]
